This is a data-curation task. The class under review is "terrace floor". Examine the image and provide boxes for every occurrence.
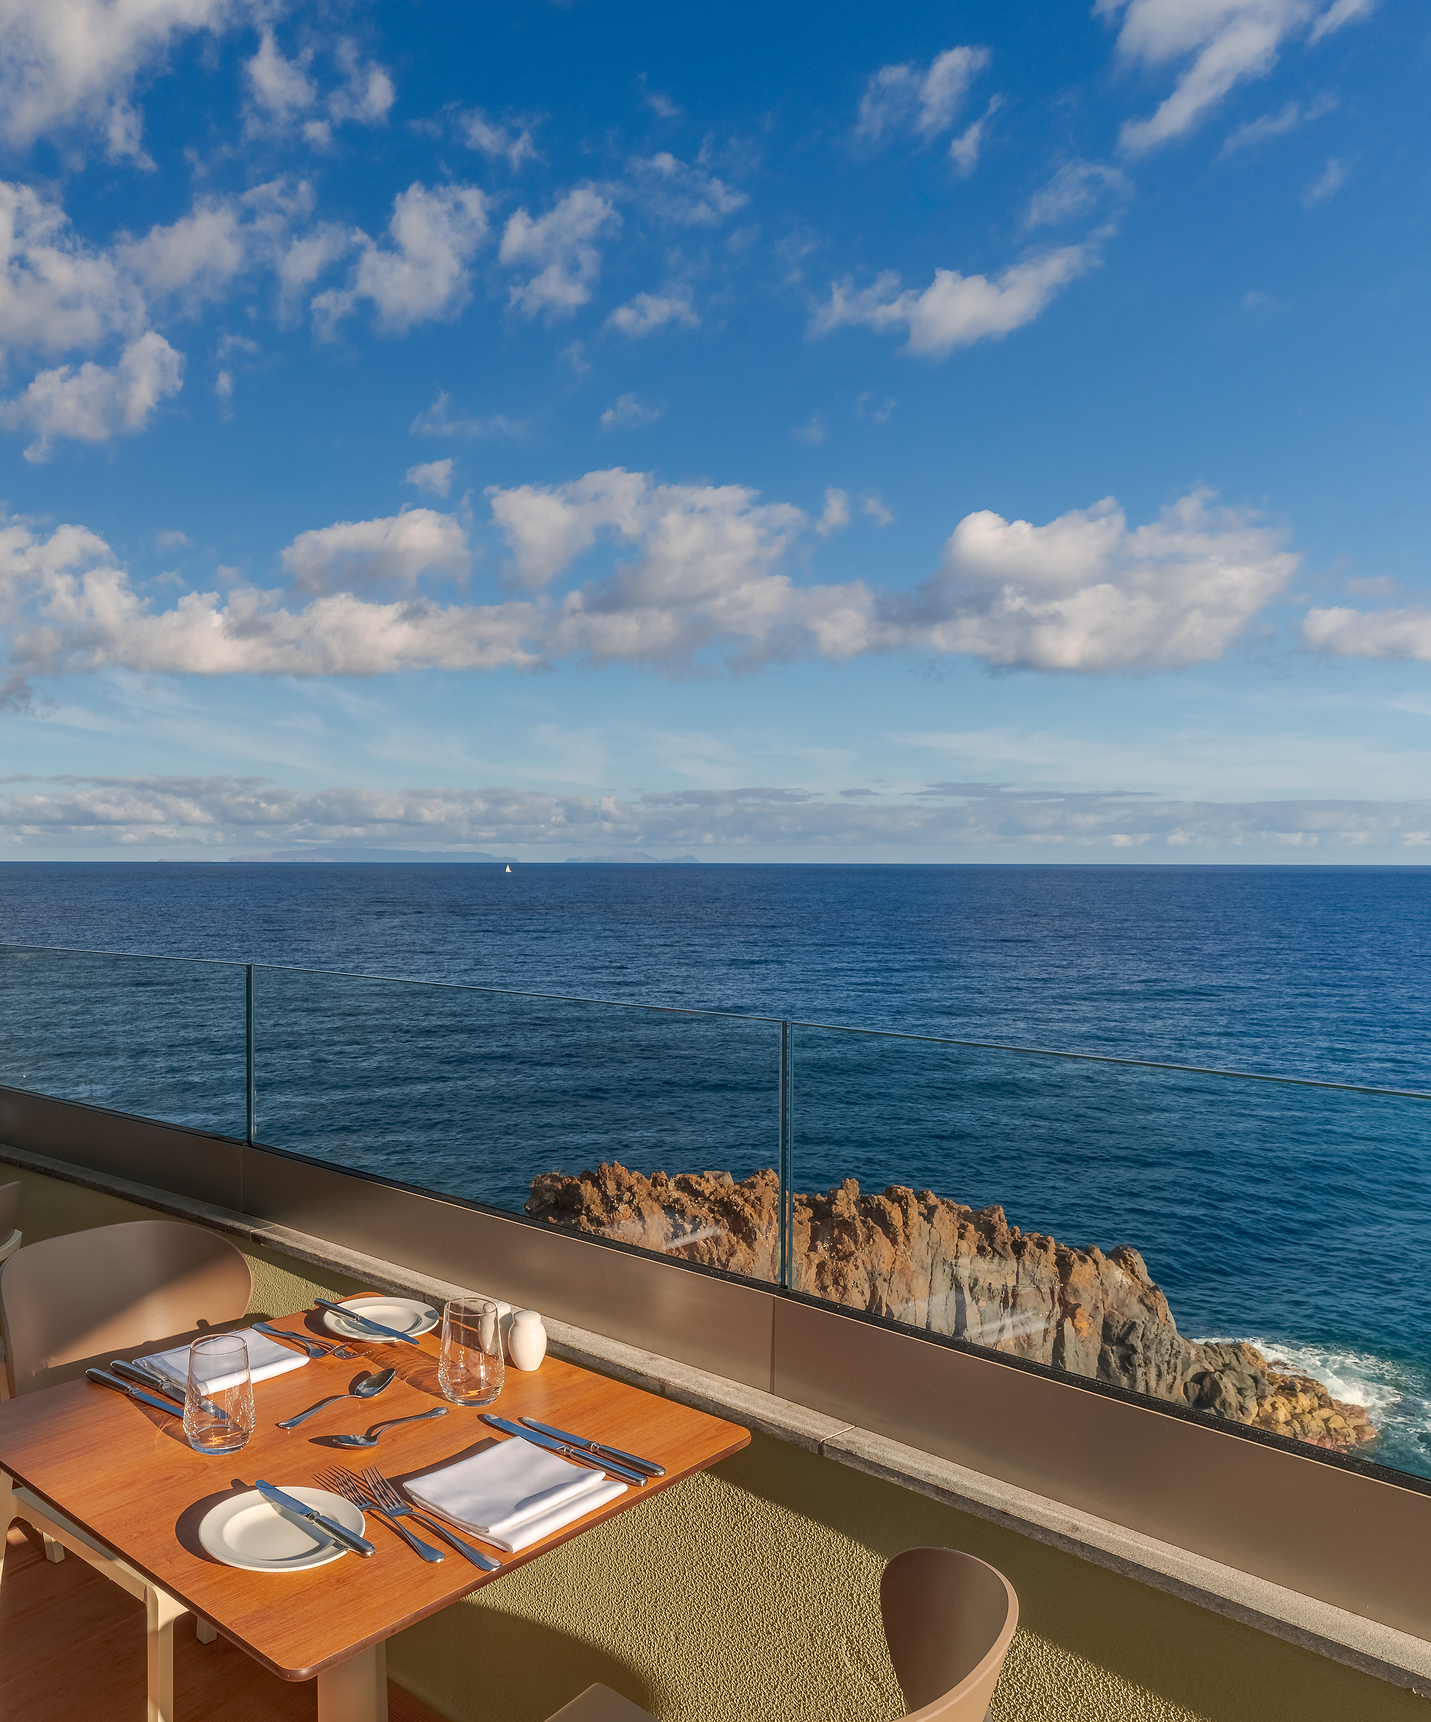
[1,1520,445,1721]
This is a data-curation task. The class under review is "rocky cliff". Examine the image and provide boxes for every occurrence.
[526,1162,1376,1453]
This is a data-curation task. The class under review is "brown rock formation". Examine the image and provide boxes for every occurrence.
[526,1163,1377,1453]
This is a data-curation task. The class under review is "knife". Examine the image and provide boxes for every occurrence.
[481,1415,647,1486]
[109,1359,184,1401]
[518,1418,665,1477]
[85,1368,183,1419]
[254,1480,376,1558]
[313,1299,420,1347]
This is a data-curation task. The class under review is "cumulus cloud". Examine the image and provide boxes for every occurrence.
[812,245,1094,358]
[115,200,248,308]
[282,509,470,594]
[1098,0,1375,155]
[1300,605,1431,659]
[948,95,1002,176]
[0,0,236,162]
[314,182,489,334]
[0,180,145,356]
[888,491,1295,671]
[499,188,619,318]
[1026,162,1131,228]
[599,394,664,431]
[244,29,393,146]
[2,331,184,460]
[1218,94,1336,157]
[625,154,747,226]
[606,287,698,336]
[409,389,523,438]
[5,774,1430,859]
[854,46,990,147]
[405,458,453,497]
[460,107,539,169]
[1303,156,1348,204]
[0,483,1300,699]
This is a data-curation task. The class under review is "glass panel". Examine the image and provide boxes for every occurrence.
[253,966,782,1282]
[0,946,246,1137]
[791,1023,1431,1483]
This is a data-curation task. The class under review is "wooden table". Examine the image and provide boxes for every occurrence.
[0,1306,749,1721]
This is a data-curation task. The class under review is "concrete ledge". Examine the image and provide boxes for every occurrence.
[5,1141,1429,1699]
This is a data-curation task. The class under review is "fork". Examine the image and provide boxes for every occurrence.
[254,1321,359,1361]
[313,1467,446,1564]
[360,1466,502,1571]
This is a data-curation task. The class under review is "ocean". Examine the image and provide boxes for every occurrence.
[1,861,1428,1481]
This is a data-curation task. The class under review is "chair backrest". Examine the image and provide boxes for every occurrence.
[0,1219,253,1396]
[0,1181,18,1240]
[880,1548,1019,1722]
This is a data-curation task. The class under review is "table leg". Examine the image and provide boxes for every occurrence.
[145,1586,187,1722]
[317,1641,388,1722]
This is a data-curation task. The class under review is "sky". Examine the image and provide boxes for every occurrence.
[0,0,1429,862]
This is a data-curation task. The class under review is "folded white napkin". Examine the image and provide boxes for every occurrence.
[139,1327,308,1396]
[407,1436,628,1553]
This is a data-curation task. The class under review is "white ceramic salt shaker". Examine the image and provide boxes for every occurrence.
[508,1309,548,1371]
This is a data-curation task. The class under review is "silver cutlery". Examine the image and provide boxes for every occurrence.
[84,1367,183,1419]
[313,1467,446,1564]
[517,1418,665,1477]
[276,1366,396,1430]
[109,1359,183,1400]
[254,1321,359,1361]
[359,1466,502,1571]
[333,1407,449,1447]
[254,1479,376,1558]
[481,1414,648,1486]
[313,1299,422,1347]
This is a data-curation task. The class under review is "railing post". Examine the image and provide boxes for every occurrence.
[778,1019,792,1291]
[245,964,255,1148]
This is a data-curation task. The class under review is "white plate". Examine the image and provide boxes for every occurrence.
[320,1296,439,1341]
[197,1488,365,1573]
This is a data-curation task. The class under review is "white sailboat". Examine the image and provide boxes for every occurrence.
[504,864,512,874]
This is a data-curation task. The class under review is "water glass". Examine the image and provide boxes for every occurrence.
[183,1334,255,1456]
[438,1297,505,1407]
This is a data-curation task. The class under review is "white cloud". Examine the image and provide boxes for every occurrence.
[790,414,825,444]
[815,488,850,538]
[0,0,234,162]
[889,490,1295,671]
[625,154,747,226]
[405,458,454,497]
[1303,156,1348,204]
[599,394,664,431]
[948,95,1002,176]
[854,46,990,147]
[155,529,190,550]
[315,182,489,334]
[863,495,895,526]
[0,484,1300,699]
[0,180,145,356]
[812,245,1094,358]
[1026,161,1131,228]
[245,29,393,145]
[1098,0,1375,155]
[409,389,523,438]
[281,509,470,594]
[7,773,1431,859]
[606,287,698,336]
[1218,94,1335,156]
[115,200,248,308]
[2,330,183,460]
[1301,605,1431,660]
[460,108,539,169]
[499,188,619,319]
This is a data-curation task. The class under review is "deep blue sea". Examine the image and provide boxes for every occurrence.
[1,862,1428,1481]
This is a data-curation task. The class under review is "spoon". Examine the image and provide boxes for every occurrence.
[277,1367,397,1430]
[334,1408,449,1448]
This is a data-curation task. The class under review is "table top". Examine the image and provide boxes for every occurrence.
[0,1305,749,1680]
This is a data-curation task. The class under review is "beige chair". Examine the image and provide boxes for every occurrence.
[544,1545,1018,1722]
[0,1219,253,1722]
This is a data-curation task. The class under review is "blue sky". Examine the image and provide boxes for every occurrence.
[1,0,1428,860]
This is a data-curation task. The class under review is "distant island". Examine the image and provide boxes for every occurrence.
[562,853,700,864]
[227,848,516,863]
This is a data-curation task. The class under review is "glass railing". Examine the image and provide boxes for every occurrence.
[1,943,1427,1483]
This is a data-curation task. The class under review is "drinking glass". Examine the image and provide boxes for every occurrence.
[183,1334,255,1455]
[438,1297,505,1407]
